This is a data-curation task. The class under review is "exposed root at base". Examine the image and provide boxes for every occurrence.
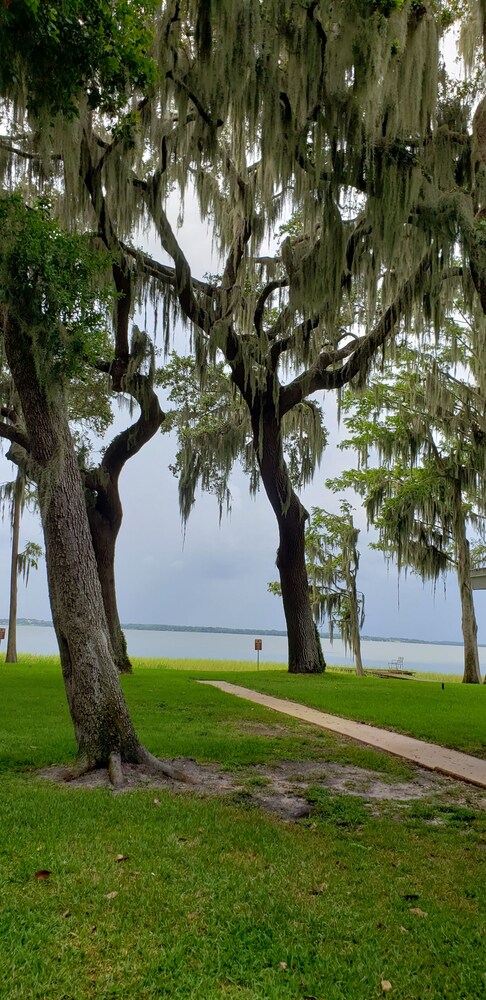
[138,748,193,784]
[63,757,95,782]
[108,752,126,789]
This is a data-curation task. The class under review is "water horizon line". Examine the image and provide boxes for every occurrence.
[4,617,472,649]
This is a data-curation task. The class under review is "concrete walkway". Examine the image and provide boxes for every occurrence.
[199,680,486,790]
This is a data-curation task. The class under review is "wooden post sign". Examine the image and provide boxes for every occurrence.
[254,638,262,669]
[0,628,5,641]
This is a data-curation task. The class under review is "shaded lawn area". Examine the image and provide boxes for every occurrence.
[196,666,486,759]
[0,658,485,999]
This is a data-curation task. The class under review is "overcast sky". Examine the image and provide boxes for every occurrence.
[0,189,483,646]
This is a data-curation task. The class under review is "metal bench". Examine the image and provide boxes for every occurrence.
[388,656,404,670]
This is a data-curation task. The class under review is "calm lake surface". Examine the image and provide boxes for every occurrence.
[8,625,485,676]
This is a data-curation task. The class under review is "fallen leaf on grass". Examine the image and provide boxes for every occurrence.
[399,926,409,934]
[381,980,392,992]
[310,883,327,895]
[105,891,118,899]
[130,871,141,878]
[279,962,288,969]
[409,907,428,917]
[62,910,71,919]
[116,854,129,863]
[153,798,160,806]
[34,870,52,880]
[186,912,198,920]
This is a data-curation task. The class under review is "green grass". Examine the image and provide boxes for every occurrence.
[202,667,486,758]
[0,657,485,999]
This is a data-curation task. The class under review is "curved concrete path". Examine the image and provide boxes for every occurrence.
[199,680,486,789]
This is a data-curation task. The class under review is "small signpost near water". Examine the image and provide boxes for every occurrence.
[0,628,5,644]
[255,638,262,670]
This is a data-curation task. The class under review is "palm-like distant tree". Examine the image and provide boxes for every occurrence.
[1,470,41,663]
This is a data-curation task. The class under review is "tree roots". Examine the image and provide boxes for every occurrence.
[108,751,126,789]
[63,756,95,781]
[63,746,193,789]
[138,747,193,784]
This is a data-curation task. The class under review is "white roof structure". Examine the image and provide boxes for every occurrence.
[471,568,486,591]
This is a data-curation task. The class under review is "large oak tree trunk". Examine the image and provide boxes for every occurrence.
[252,403,325,674]
[5,471,21,664]
[453,485,482,684]
[2,316,177,778]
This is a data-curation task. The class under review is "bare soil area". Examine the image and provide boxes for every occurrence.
[37,756,486,821]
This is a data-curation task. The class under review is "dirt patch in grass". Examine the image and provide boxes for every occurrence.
[37,757,486,821]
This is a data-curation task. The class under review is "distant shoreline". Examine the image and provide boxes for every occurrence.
[3,618,475,648]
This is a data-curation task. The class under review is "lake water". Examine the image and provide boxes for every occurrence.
[6,625,485,676]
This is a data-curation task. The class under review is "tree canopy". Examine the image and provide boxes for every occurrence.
[2,1,486,691]
[331,325,486,682]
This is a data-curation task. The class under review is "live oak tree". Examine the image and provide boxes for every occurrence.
[2,1,485,678]
[0,1,165,675]
[160,352,328,668]
[159,352,326,528]
[0,197,184,782]
[0,0,452,674]
[332,331,486,684]
[115,2,448,672]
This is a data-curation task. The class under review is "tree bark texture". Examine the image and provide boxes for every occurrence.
[453,484,482,684]
[5,471,21,663]
[87,497,131,674]
[86,374,164,675]
[3,316,144,765]
[348,579,364,677]
[252,402,325,674]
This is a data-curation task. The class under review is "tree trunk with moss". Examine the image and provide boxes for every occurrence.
[453,484,482,684]
[345,573,365,677]
[349,586,365,677]
[3,318,141,761]
[253,403,325,674]
[2,314,184,782]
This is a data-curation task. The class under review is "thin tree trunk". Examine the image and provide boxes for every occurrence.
[5,471,21,663]
[252,403,325,674]
[348,580,364,676]
[453,484,482,684]
[84,374,164,675]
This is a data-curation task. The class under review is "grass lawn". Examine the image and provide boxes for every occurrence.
[0,657,485,999]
